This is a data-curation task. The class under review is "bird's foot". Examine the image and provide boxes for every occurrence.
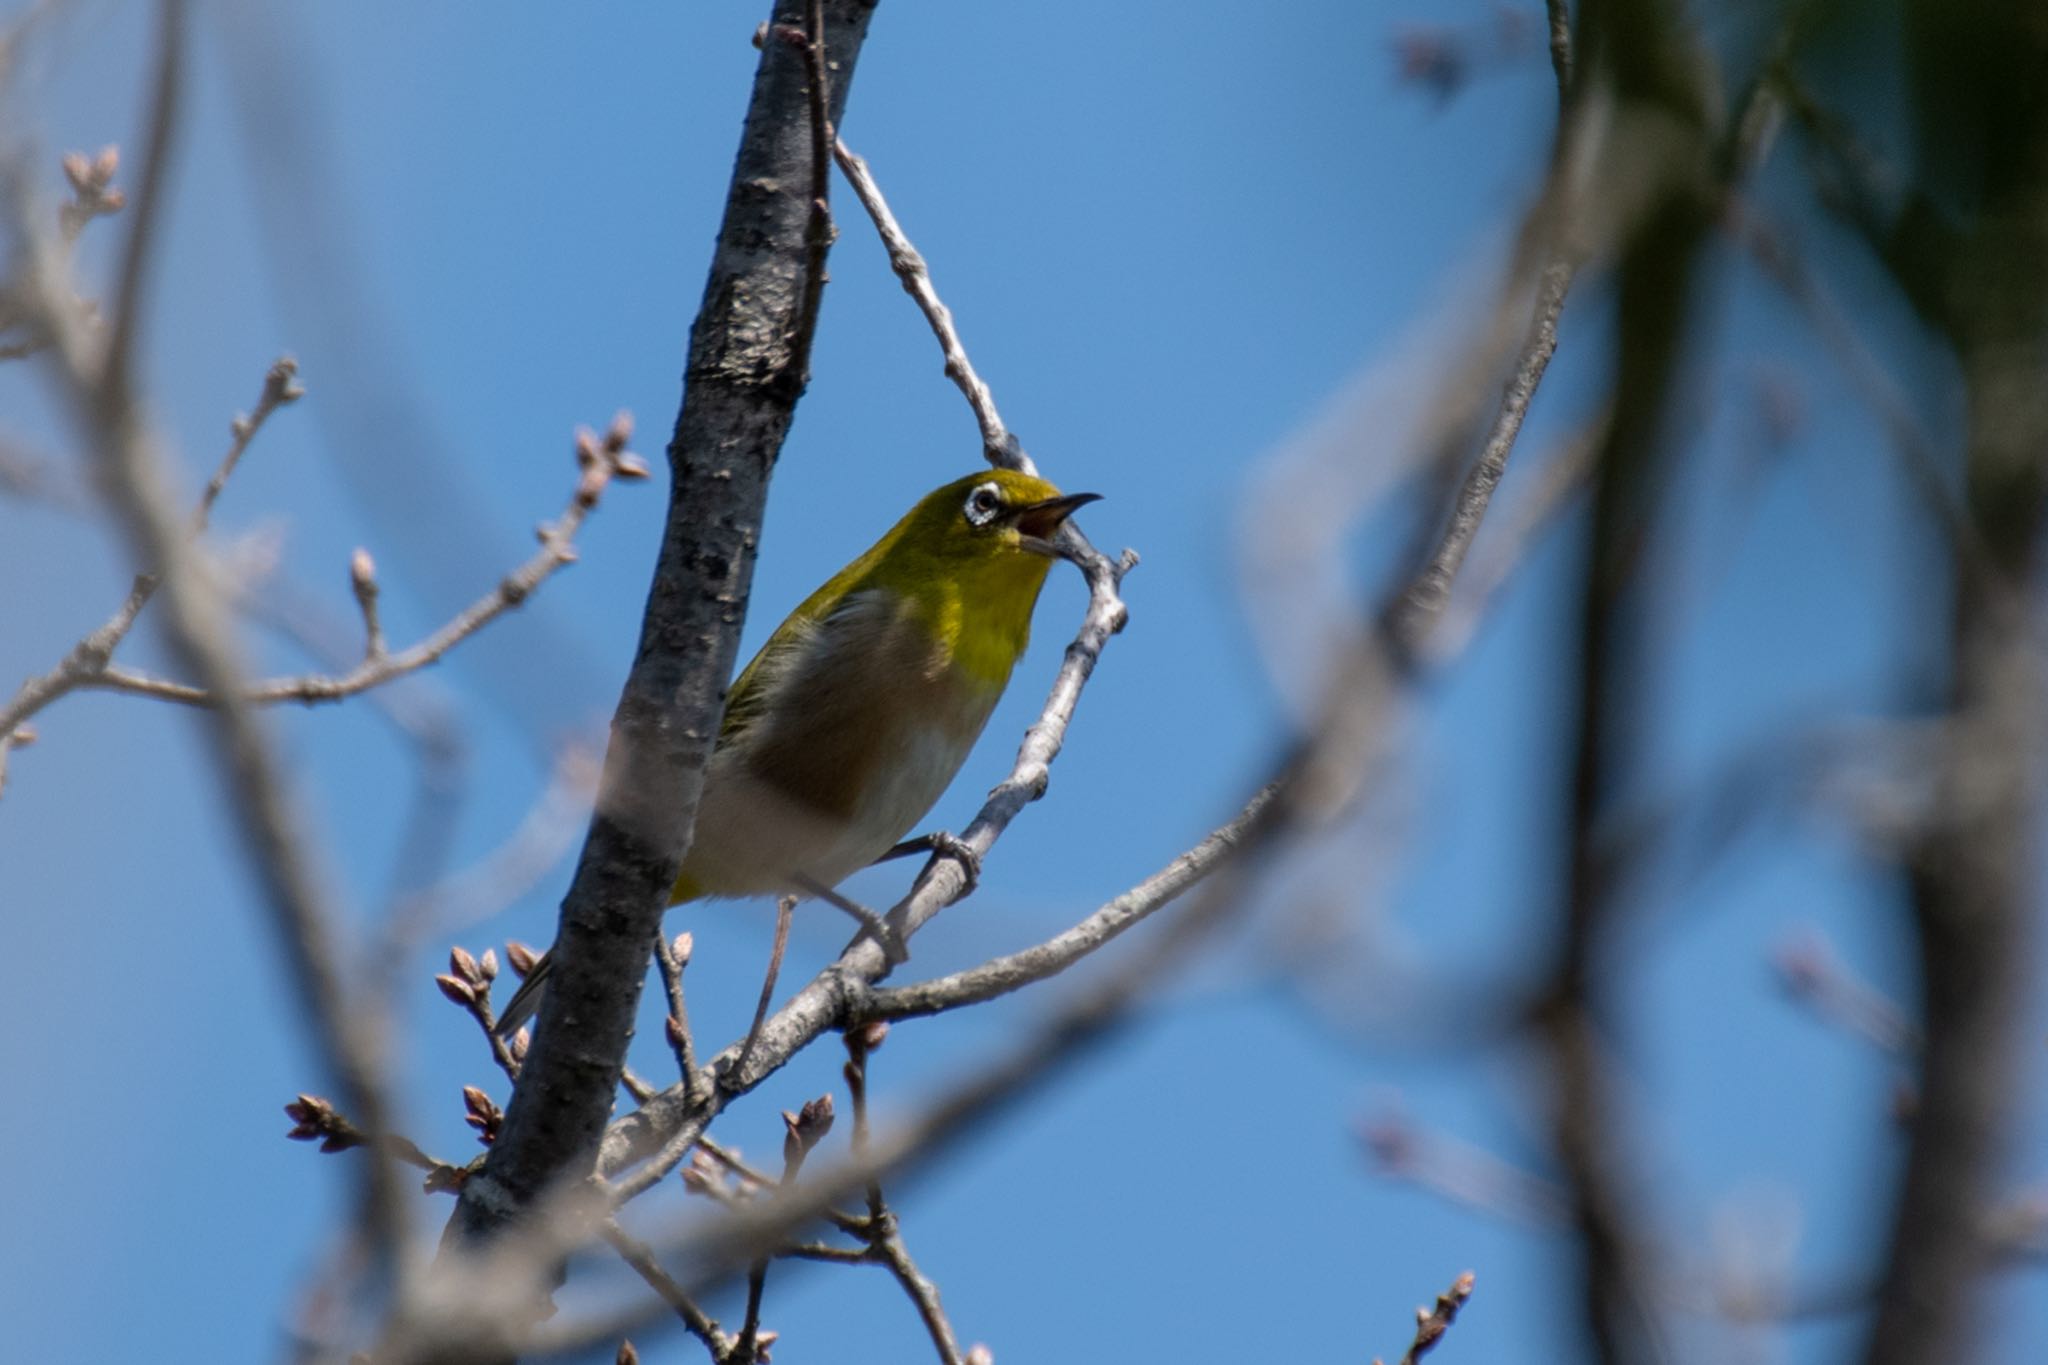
[877,829,981,894]
[923,829,981,893]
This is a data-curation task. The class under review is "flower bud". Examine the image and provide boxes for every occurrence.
[434,974,477,1008]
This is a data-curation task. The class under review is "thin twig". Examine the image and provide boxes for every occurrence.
[797,875,905,962]
[735,1097,834,1364]
[602,1220,733,1363]
[657,930,703,1102]
[74,418,644,711]
[0,436,89,509]
[283,1094,469,1193]
[833,137,1033,475]
[435,946,522,1084]
[1426,416,1602,662]
[198,355,302,530]
[0,352,305,775]
[1383,252,1575,660]
[733,894,796,1087]
[844,1026,966,1365]
[1375,1271,1476,1365]
[1734,206,1997,591]
[859,786,1273,1021]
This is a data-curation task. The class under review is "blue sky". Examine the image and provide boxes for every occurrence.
[2,2,2043,1362]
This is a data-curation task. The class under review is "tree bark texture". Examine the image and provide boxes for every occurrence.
[448,0,879,1247]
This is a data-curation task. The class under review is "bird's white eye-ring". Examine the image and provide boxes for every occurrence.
[963,481,1003,527]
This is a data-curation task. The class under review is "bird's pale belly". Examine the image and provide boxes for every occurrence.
[676,683,1000,900]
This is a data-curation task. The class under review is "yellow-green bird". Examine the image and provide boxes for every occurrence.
[494,468,1098,1034]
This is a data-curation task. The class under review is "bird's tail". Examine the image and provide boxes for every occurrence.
[492,949,552,1037]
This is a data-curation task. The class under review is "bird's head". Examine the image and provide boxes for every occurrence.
[842,469,1100,675]
[896,468,1102,568]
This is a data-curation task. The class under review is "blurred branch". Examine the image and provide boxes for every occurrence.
[1771,61,1952,328]
[1,0,410,1292]
[1860,6,2048,1359]
[1358,1104,1570,1226]
[1771,928,1919,1058]
[1533,1,1731,1360]
[1733,206,1995,588]
[383,739,597,949]
[1545,0,1572,98]
[0,435,90,509]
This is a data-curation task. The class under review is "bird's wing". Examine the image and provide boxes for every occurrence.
[717,610,820,747]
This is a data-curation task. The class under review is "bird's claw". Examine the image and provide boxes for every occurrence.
[922,829,980,893]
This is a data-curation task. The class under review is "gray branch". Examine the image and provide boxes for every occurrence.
[440,0,878,1262]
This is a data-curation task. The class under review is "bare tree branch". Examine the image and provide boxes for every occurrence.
[832,137,1032,475]
[433,0,882,1317]
[1385,249,1575,659]
[858,784,1272,1021]
[1374,1270,1477,1365]
[0,352,301,786]
[1859,9,2048,1359]
[71,416,644,711]
[602,1220,733,1363]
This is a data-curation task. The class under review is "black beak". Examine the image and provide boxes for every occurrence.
[1011,492,1101,548]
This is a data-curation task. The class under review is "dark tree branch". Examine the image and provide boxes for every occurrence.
[439,0,878,1283]
[1537,3,1720,1362]
[1861,7,2048,1360]
[1545,0,1573,99]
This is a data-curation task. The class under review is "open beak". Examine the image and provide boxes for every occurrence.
[1011,492,1101,556]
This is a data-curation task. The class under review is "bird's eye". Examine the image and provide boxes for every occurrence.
[963,482,1003,526]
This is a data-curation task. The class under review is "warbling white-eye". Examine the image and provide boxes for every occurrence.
[495,468,1099,1033]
